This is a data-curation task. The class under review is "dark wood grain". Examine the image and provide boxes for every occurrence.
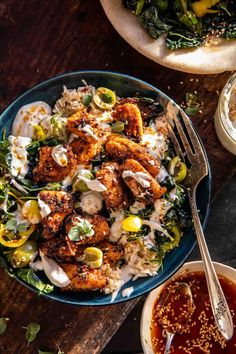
[0,1,235,353]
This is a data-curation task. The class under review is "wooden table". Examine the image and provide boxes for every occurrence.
[0,1,235,353]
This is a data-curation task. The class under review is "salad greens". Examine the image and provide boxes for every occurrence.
[123,0,236,49]
[17,269,54,293]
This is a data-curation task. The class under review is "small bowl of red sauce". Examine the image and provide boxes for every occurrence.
[140,261,236,354]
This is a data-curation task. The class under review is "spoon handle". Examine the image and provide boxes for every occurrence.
[164,332,175,354]
[189,191,234,340]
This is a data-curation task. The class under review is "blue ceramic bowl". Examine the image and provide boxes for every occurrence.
[0,71,211,305]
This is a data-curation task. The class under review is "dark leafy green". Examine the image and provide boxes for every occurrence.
[16,268,54,294]
[123,0,236,49]
[128,224,150,241]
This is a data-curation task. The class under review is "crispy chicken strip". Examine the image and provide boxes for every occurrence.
[38,190,73,212]
[97,241,123,266]
[40,235,77,258]
[67,111,101,143]
[33,145,77,182]
[65,214,110,246]
[61,264,107,292]
[38,191,73,239]
[112,103,143,140]
[120,159,166,205]
[118,97,163,124]
[69,138,101,166]
[96,162,129,209]
[105,135,159,177]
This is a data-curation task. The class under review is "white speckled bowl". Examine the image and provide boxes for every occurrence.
[140,261,236,354]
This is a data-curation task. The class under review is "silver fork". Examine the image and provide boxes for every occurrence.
[167,101,234,341]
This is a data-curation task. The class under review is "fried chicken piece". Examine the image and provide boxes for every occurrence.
[60,264,107,292]
[65,214,110,246]
[67,111,100,143]
[112,103,143,140]
[118,97,163,123]
[40,235,77,258]
[97,241,123,266]
[120,159,166,205]
[105,135,159,177]
[38,191,73,239]
[69,138,101,166]
[96,162,129,209]
[42,211,70,239]
[33,145,77,182]
[38,190,73,212]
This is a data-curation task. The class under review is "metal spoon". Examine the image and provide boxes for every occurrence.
[156,282,194,354]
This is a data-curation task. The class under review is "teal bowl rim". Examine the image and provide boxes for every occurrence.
[0,70,211,306]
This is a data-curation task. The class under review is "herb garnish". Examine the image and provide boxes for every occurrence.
[68,219,94,241]
[23,322,41,345]
[5,219,28,233]
[185,92,201,117]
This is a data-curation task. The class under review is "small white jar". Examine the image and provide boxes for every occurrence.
[215,73,236,155]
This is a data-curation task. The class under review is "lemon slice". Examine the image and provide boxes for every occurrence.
[93,87,116,110]
[122,215,142,232]
[84,247,103,268]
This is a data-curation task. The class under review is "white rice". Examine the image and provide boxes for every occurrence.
[53,85,95,116]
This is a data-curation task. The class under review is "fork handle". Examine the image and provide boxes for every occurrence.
[189,191,234,340]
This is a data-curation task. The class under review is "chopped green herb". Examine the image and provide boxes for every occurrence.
[82,94,93,106]
[68,219,94,241]
[185,92,201,117]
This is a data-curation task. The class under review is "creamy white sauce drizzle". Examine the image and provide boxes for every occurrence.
[40,250,71,288]
[77,175,107,192]
[122,170,151,188]
[12,101,52,138]
[129,201,146,214]
[38,197,51,218]
[157,166,169,183]
[8,136,32,178]
[110,213,125,242]
[79,124,98,141]
[51,145,68,167]
[80,191,103,215]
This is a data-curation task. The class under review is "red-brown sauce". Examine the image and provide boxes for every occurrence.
[151,271,236,354]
